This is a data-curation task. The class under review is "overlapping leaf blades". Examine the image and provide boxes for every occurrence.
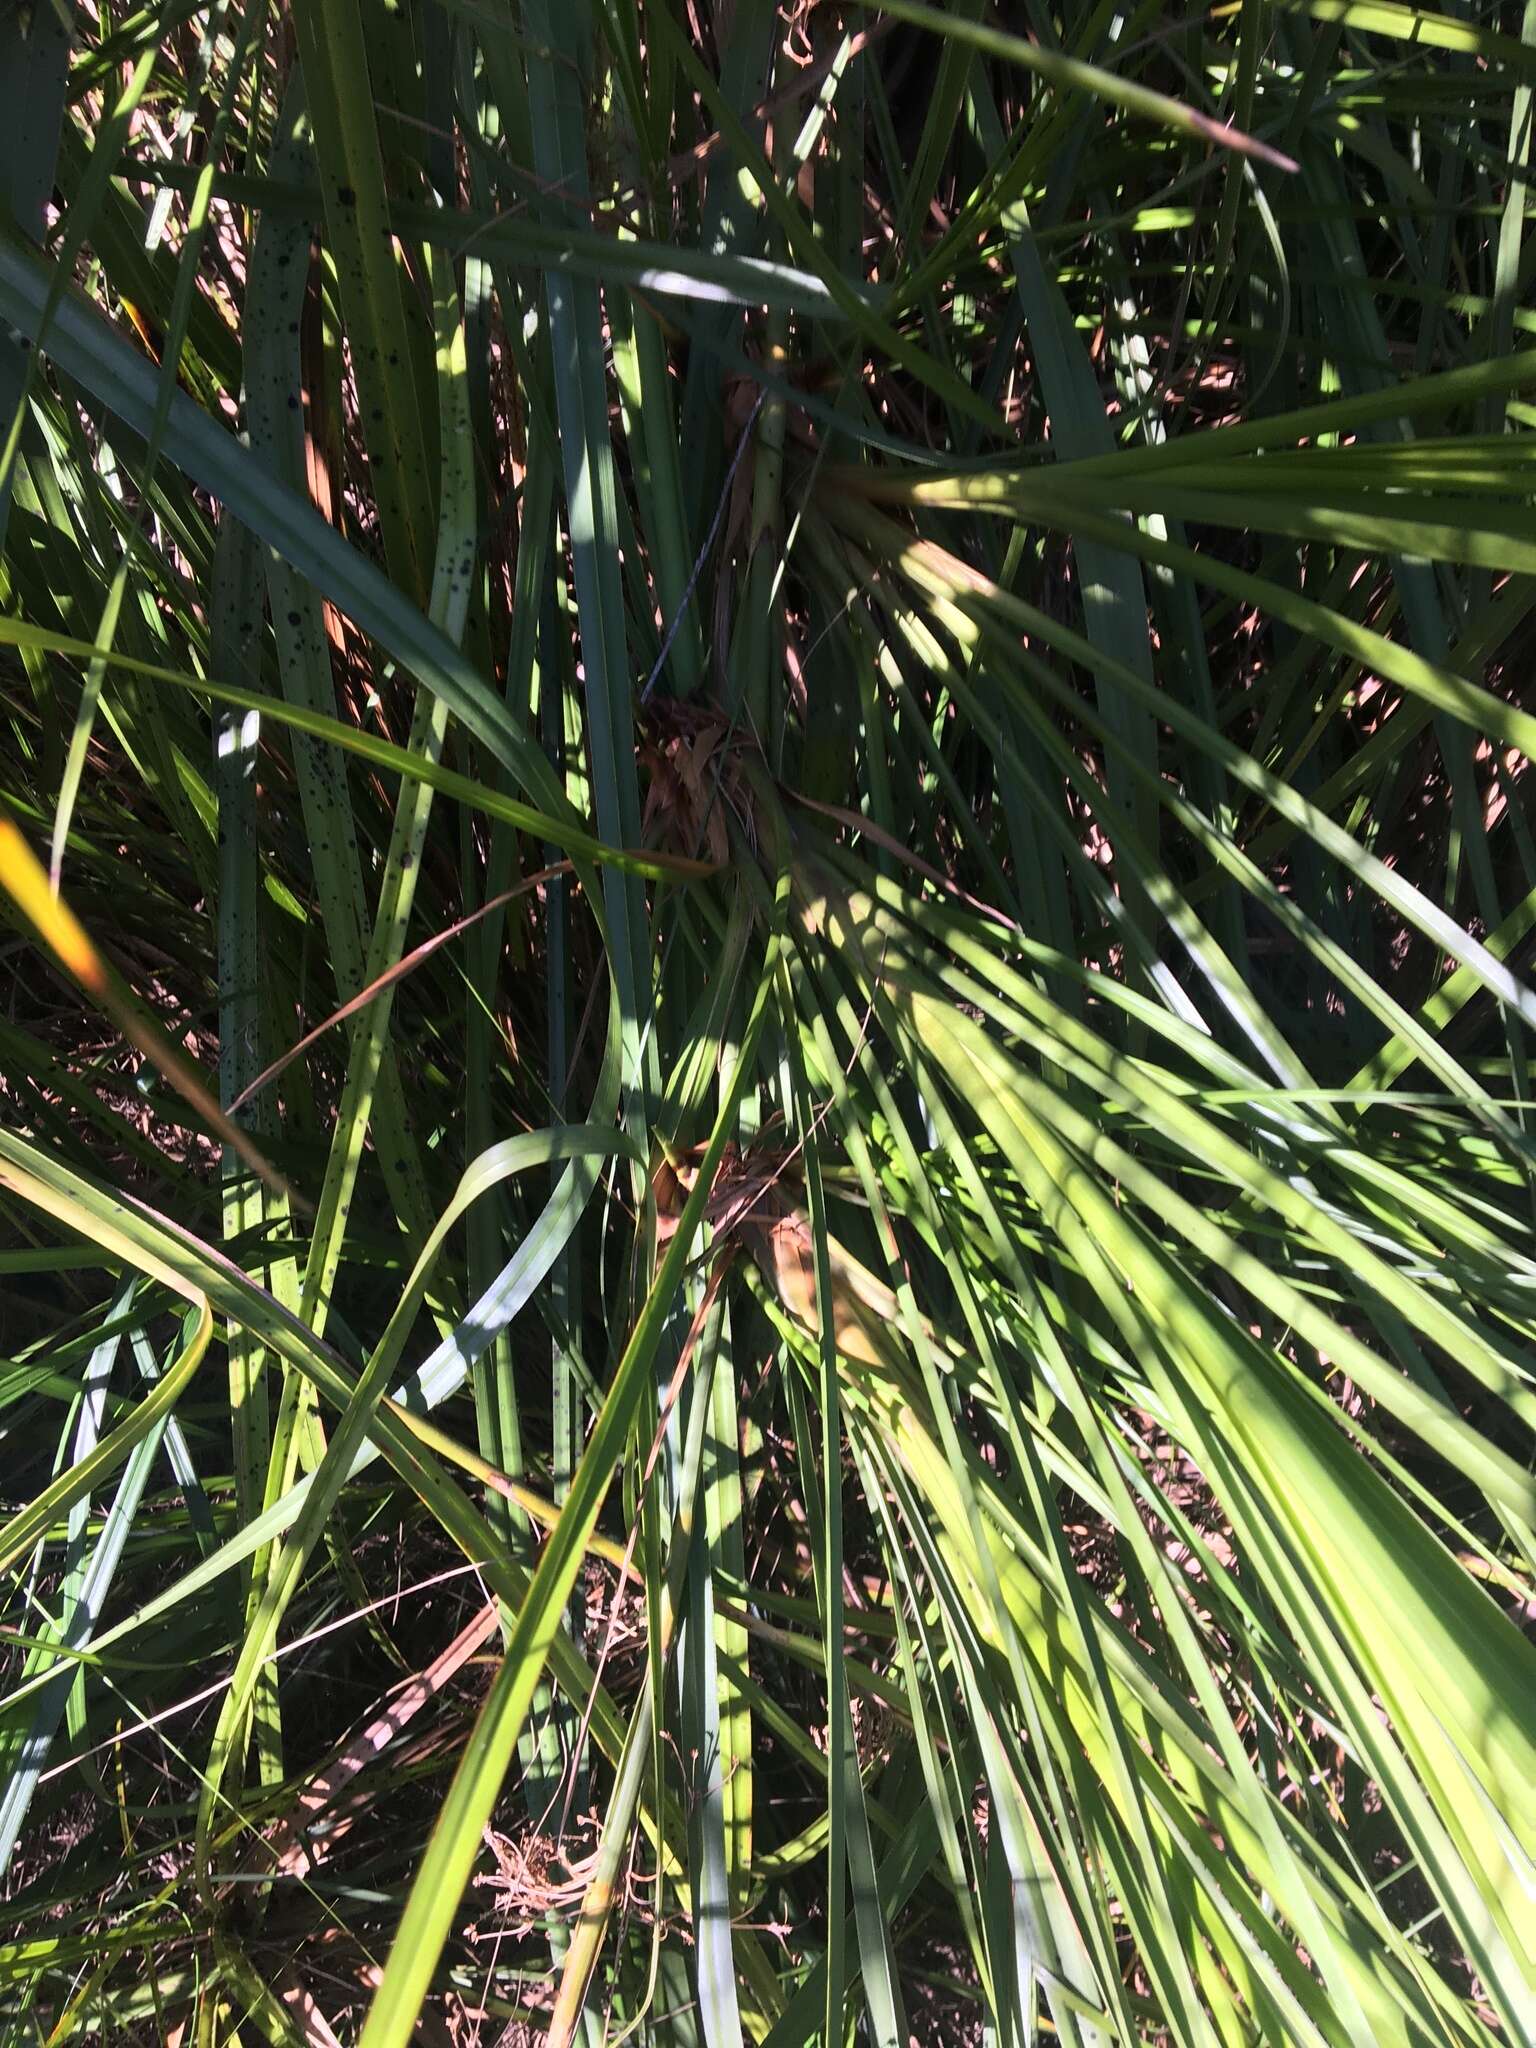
[2,3,1535,2045]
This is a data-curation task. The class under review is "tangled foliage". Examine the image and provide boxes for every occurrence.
[3,3,1536,2044]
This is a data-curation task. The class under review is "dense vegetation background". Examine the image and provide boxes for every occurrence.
[3,2,1536,2042]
